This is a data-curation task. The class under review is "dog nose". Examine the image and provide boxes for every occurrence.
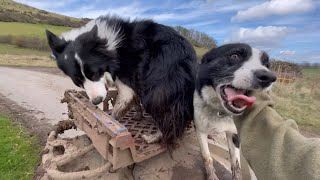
[92,96,103,105]
[254,70,277,88]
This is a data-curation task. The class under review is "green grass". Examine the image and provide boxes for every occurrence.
[0,114,41,180]
[272,68,320,132]
[302,68,320,79]
[0,22,70,38]
[0,43,49,56]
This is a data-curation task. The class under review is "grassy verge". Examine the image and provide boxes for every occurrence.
[272,68,320,133]
[0,43,56,67]
[0,43,49,56]
[0,114,41,180]
[0,54,56,67]
[0,22,71,38]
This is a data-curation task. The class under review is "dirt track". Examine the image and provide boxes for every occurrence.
[0,66,87,143]
[0,66,80,125]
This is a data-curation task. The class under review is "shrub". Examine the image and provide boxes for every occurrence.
[0,35,13,44]
[271,59,303,78]
[173,26,217,49]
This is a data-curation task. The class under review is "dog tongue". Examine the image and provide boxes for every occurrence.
[224,87,256,108]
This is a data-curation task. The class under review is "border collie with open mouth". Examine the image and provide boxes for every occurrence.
[46,16,197,146]
[194,43,276,180]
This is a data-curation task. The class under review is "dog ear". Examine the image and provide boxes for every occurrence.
[46,30,67,57]
[88,25,98,39]
[77,25,106,51]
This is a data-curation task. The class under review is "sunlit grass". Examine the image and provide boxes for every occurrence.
[0,22,70,38]
[271,68,320,133]
[0,114,41,180]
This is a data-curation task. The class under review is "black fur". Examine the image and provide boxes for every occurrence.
[232,134,240,148]
[46,16,197,146]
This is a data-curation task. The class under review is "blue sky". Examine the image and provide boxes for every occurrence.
[15,0,320,63]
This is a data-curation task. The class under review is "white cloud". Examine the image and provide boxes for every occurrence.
[152,13,177,21]
[226,26,294,49]
[232,0,315,22]
[14,0,76,9]
[61,3,151,19]
[280,50,296,55]
[311,55,320,60]
[216,1,259,13]
[184,20,219,27]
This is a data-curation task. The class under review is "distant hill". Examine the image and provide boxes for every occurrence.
[0,0,90,27]
[0,0,210,58]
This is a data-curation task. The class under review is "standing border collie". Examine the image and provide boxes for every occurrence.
[194,43,276,180]
[46,16,197,146]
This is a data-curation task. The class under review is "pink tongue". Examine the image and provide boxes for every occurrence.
[224,87,256,108]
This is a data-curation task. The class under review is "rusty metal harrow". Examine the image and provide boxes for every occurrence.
[41,89,169,179]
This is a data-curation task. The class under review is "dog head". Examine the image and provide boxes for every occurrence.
[197,43,276,116]
[46,24,119,105]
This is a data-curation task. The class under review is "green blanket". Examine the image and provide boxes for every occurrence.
[234,92,320,180]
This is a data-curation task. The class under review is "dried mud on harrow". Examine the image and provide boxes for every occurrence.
[38,90,231,180]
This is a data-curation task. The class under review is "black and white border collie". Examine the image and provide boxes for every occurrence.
[194,43,276,180]
[46,16,197,146]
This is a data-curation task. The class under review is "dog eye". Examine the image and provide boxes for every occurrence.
[230,53,240,60]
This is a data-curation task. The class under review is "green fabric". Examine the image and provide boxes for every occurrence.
[234,92,320,180]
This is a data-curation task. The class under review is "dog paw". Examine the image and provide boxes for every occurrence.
[205,158,219,180]
[111,110,124,120]
[141,132,162,144]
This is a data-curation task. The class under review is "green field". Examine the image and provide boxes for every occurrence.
[0,43,49,56]
[272,68,320,132]
[0,22,70,38]
[0,114,41,180]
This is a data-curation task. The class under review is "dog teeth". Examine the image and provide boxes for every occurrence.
[228,101,246,112]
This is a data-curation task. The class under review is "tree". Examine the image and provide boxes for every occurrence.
[173,26,217,48]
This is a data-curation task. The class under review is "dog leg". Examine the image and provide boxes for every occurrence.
[132,96,143,120]
[141,131,163,144]
[112,79,135,120]
[196,130,219,180]
[226,132,241,180]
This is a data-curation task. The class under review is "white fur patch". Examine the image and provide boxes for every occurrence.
[74,53,82,66]
[61,18,123,51]
[232,48,270,89]
[83,76,107,101]
[115,78,135,103]
[95,18,123,51]
[234,147,241,166]
[104,72,115,88]
[64,54,68,60]
[193,89,237,134]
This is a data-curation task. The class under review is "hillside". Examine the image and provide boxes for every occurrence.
[0,0,89,27]
[0,0,209,58]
